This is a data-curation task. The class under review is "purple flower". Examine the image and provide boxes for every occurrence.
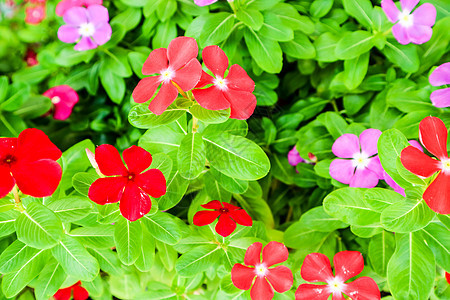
[329,129,383,188]
[57,5,111,51]
[429,62,450,108]
[288,146,306,166]
[381,0,436,45]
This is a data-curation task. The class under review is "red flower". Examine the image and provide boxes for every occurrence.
[192,45,256,120]
[25,4,45,24]
[0,128,62,198]
[446,272,450,284]
[53,281,88,300]
[231,242,293,300]
[132,37,202,115]
[193,200,252,237]
[88,145,166,221]
[25,49,38,66]
[400,116,450,214]
[43,85,79,120]
[295,251,380,300]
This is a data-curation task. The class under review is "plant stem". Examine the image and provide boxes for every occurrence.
[192,116,199,133]
[172,82,188,99]
[12,185,20,204]
[286,206,293,223]
[330,100,339,113]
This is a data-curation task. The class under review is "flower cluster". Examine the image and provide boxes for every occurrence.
[25,0,46,25]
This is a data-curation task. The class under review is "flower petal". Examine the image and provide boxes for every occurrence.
[53,287,72,300]
[123,145,152,174]
[262,241,289,267]
[0,165,15,199]
[226,64,255,93]
[95,144,127,176]
[16,128,62,162]
[194,0,218,6]
[295,284,331,300]
[288,146,305,166]
[88,177,126,205]
[167,36,198,70]
[222,201,242,211]
[359,129,382,157]
[400,146,440,177]
[58,25,80,43]
[430,89,450,108]
[329,159,355,185]
[195,70,215,88]
[381,0,400,23]
[132,76,162,103]
[228,209,252,226]
[412,3,436,26]
[215,213,236,237]
[392,23,410,45]
[202,45,229,78]
[383,171,405,196]
[332,134,360,158]
[367,156,384,179]
[12,160,62,197]
[224,89,256,120]
[342,277,381,300]
[134,169,166,198]
[333,251,364,282]
[148,82,178,115]
[193,210,221,226]
[91,23,111,46]
[429,62,450,86]
[251,276,274,300]
[142,48,168,75]
[73,285,89,300]
[245,242,262,266]
[120,182,151,221]
[201,200,223,210]
[423,172,450,214]
[74,36,97,51]
[266,266,293,293]
[419,116,448,160]
[86,4,109,25]
[192,86,230,111]
[400,0,419,13]
[0,138,17,158]
[349,168,379,188]
[64,6,88,26]
[172,58,202,91]
[408,24,433,44]
[231,264,255,290]
[301,253,334,283]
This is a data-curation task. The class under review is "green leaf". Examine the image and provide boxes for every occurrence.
[189,105,230,124]
[175,244,221,277]
[87,248,123,276]
[128,104,186,129]
[317,111,348,140]
[259,13,293,42]
[34,259,66,300]
[342,0,373,28]
[381,199,435,233]
[114,218,142,265]
[99,65,125,104]
[69,225,115,249]
[343,52,370,90]
[111,7,142,31]
[199,13,235,47]
[156,0,177,22]
[387,233,435,300]
[0,240,40,273]
[149,153,173,179]
[0,210,20,238]
[14,95,52,119]
[54,47,95,67]
[284,221,330,249]
[157,166,189,211]
[363,188,402,212]
[139,124,185,156]
[72,173,98,197]
[271,3,314,34]
[15,202,64,249]
[299,206,348,232]
[134,227,155,272]
[383,41,420,73]
[420,223,450,272]
[210,167,249,194]
[51,235,99,281]
[0,76,8,103]
[310,0,334,18]
[178,133,206,180]
[0,198,14,213]
[314,32,341,62]
[236,8,264,30]
[141,212,182,245]
[280,32,315,59]
[368,231,395,276]
[335,31,375,59]
[47,196,93,222]
[244,27,283,74]
[203,132,270,180]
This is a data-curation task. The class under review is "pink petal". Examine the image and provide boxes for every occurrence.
[231,264,255,290]
[86,4,109,25]
[333,251,364,282]
[392,23,411,45]
[132,76,162,103]
[381,0,400,23]
[122,145,152,174]
[63,6,88,26]
[332,134,360,158]
[301,253,334,283]
[419,116,448,160]
[408,24,433,44]
[0,165,15,199]
[400,146,440,177]
[58,25,80,43]
[359,129,382,157]
[288,146,305,166]
[295,284,331,300]
[95,144,127,176]
[251,277,274,300]
[56,0,75,17]
[329,159,355,185]
[167,36,199,70]
[412,3,436,26]
[192,86,230,111]
[194,0,218,6]
[245,242,262,266]
[367,156,384,179]
[423,172,450,214]
[92,23,111,46]
[429,62,450,86]
[226,65,255,93]
[134,169,166,198]
[74,36,97,51]
[195,71,215,88]
[88,177,127,205]
[202,45,229,78]
[142,48,168,75]
[384,171,406,196]
[148,82,178,115]
[215,214,236,237]
[262,241,289,267]
[342,277,381,300]
[120,182,151,221]
[409,140,423,151]
[431,89,450,108]
[349,168,379,188]
[400,0,419,13]
[53,100,77,120]
[266,266,293,293]
[172,58,202,91]
[224,89,256,120]
[193,210,221,226]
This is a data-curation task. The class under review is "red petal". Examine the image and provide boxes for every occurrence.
[0,165,15,198]
[142,48,168,75]
[148,82,178,115]
[262,241,289,267]
[333,251,364,282]
[223,89,256,120]
[88,177,127,205]
[172,58,202,91]
[167,36,198,70]
[120,182,151,221]
[193,210,221,226]
[423,172,450,214]
[0,138,17,157]
[400,146,440,177]
[200,200,223,210]
[132,76,162,104]
[245,242,262,266]
[228,209,253,226]
[446,272,450,284]
[72,286,89,300]
[195,71,214,88]
[134,169,166,198]
[95,144,127,176]
[342,277,381,300]
[266,266,293,293]
[301,253,334,283]
[295,284,331,300]
[250,276,274,300]
[215,213,236,237]
[53,287,72,300]
[202,45,229,78]
[192,86,230,110]
[222,202,242,211]
[226,64,255,93]
[12,160,62,197]
[16,128,61,162]
[231,264,255,290]
[419,116,448,160]
[123,145,152,174]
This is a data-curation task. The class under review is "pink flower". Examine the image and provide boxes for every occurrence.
[194,0,218,6]
[56,0,102,16]
[288,146,305,166]
[429,62,450,108]
[25,4,45,24]
[296,251,380,300]
[381,0,436,45]
[57,5,111,51]
[25,49,38,66]
[329,129,383,188]
[43,85,79,120]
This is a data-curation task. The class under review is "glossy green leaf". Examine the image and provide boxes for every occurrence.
[141,212,182,245]
[368,231,395,276]
[114,217,142,265]
[178,133,206,180]
[335,31,374,59]
[175,244,221,277]
[129,104,186,129]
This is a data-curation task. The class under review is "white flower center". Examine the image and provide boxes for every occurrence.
[398,11,413,27]
[254,263,267,277]
[78,22,95,37]
[213,76,228,90]
[160,68,174,83]
[441,159,450,174]
[327,278,344,294]
[51,96,61,104]
[352,152,370,169]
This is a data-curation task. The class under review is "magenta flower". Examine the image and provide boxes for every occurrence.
[329,129,383,188]
[57,5,111,51]
[381,0,436,45]
[429,62,450,108]
[288,146,306,166]
[43,85,79,120]
[194,0,218,6]
[56,0,102,17]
